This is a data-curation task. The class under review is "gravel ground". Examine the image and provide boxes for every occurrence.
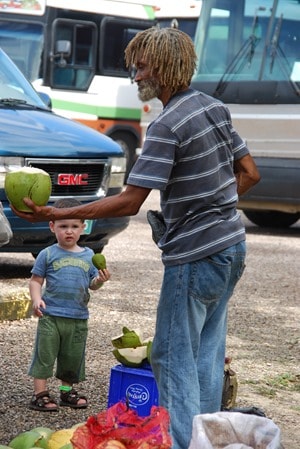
[0,190,299,448]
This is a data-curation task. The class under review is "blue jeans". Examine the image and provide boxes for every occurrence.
[151,241,246,449]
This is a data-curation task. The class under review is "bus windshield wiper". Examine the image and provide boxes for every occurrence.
[269,13,283,73]
[213,8,263,98]
[269,14,300,96]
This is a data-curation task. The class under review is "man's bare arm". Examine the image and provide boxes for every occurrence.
[10,185,152,223]
[234,154,261,196]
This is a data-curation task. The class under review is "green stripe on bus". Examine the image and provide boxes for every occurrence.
[144,5,155,20]
[51,99,142,120]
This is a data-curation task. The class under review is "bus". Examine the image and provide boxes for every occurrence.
[138,0,202,154]
[191,0,300,227]
[0,0,156,176]
[154,0,202,38]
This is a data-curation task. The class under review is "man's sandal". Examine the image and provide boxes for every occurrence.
[29,390,58,412]
[60,389,88,409]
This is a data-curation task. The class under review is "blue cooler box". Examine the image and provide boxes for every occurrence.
[108,364,159,416]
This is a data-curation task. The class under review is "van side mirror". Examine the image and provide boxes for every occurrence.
[38,91,52,108]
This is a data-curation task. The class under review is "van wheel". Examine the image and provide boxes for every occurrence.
[243,210,300,228]
[110,131,137,179]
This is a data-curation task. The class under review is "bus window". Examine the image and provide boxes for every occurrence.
[194,0,300,89]
[158,17,198,38]
[0,21,43,81]
[100,18,152,77]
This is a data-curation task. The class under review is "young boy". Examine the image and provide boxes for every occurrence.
[28,198,110,412]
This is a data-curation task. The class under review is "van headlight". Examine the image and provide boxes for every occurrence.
[108,157,126,188]
[0,157,24,188]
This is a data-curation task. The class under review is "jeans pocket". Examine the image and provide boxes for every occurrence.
[189,259,230,304]
[189,246,245,305]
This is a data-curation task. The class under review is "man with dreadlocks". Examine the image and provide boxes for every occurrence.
[11,27,260,449]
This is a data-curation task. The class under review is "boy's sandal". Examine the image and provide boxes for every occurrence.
[29,390,59,412]
[60,389,88,409]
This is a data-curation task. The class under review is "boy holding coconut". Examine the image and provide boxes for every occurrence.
[28,198,110,412]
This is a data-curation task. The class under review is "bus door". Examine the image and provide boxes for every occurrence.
[49,18,97,91]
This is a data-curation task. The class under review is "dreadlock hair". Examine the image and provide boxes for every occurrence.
[125,27,197,94]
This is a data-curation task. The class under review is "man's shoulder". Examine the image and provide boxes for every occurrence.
[165,88,225,113]
[189,88,227,107]
[155,89,226,130]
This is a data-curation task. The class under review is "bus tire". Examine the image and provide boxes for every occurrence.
[243,210,300,228]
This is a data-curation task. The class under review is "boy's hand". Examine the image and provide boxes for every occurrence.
[91,268,111,289]
[32,298,46,317]
[97,268,111,283]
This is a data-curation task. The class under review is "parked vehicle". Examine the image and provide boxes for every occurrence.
[0,48,129,256]
[0,0,156,176]
[192,0,300,227]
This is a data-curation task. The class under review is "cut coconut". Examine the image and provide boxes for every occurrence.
[113,346,147,367]
[111,327,143,349]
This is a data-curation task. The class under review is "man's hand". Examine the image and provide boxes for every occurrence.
[234,154,261,196]
[10,198,53,223]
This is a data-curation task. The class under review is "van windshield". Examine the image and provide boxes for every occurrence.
[0,48,47,108]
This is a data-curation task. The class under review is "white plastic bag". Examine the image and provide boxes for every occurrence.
[0,201,13,246]
[188,412,282,449]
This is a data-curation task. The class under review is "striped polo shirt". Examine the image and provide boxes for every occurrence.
[127,88,249,266]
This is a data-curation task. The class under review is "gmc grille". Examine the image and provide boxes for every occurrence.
[25,158,110,200]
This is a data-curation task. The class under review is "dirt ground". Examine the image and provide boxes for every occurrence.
[0,190,299,448]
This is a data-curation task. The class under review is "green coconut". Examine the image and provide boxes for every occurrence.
[8,431,42,449]
[5,167,51,213]
[31,428,54,449]
[113,346,147,368]
[146,339,153,365]
[92,253,106,270]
